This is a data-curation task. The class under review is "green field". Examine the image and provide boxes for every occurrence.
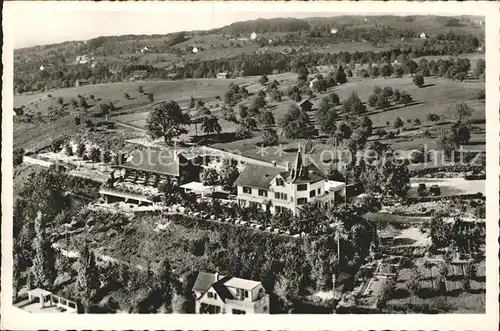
[14,72,485,159]
[107,75,484,169]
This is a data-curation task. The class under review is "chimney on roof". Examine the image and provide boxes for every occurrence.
[215,271,219,281]
[272,161,277,167]
[285,161,290,170]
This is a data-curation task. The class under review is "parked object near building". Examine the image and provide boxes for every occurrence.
[417,183,427,196]
[193,271,270,314]
[429,184,441,196]
[75,79,89,87]
[217,72,229,79]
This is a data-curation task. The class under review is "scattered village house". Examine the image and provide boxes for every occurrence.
[132,70,148,80]
[74,79,89,87]
[297,99,313,112]
[419,32,428,39]
[234,149,346,215]
[217,72,229,79]
[75,55,90,64]
[309,77,320,90]
[192,46,200,53]
[193,271,270,314]
[250,32,257,40]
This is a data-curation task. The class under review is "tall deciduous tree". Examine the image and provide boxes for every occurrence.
[262,128,279,146]
[219,158,240,192]
[201,116,222,137]
[146,101,190,143]
[341,92,366,115]
[455,102,473,122]
[200,168,220,186]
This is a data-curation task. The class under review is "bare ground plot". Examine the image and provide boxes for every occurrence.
[385,292,485,313]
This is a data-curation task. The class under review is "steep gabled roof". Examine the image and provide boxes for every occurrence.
[234,164,285,189]
[193,271,218,293]
[212,275,234,302]
[297,99,313,106]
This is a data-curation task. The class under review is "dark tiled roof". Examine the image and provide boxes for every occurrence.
[192,271,218,293]
[122,148,181,176]
[212,275,234,302]
[234,164,285,190]
[293,162,326,184]
[297,99,313,106]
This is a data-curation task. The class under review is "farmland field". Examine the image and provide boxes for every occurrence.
[107,75,484,169]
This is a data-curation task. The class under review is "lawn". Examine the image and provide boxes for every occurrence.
[15,72,485,164]
[14,78,252,110]
[13,78,254,150]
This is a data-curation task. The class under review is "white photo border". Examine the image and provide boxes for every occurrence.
[2,1,499,330]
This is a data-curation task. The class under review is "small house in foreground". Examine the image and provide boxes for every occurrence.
[193,271,270,314]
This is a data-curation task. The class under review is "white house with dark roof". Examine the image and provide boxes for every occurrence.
[192,271,270,314]
[235,148,346,215]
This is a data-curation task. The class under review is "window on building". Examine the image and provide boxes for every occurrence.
[214,293,217,300]
[244,290,249,298]
[274,192,287,200]
[258,189,268,197]
[263,306,268,312]
[317,188,321,195]
[276,178,285,186]
[297,198,308,205]
[207,292,213,298]
[232,309,246,315]
[297,184,307,191]
[242,186,252,194]
[309,190,316,198]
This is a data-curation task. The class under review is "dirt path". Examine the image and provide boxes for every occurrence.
[115,121,146,133]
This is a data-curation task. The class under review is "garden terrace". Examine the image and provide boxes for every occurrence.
[120,148,200,184]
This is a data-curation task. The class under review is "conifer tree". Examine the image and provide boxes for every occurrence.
[31,211,56,289]
[76,244,100,308]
